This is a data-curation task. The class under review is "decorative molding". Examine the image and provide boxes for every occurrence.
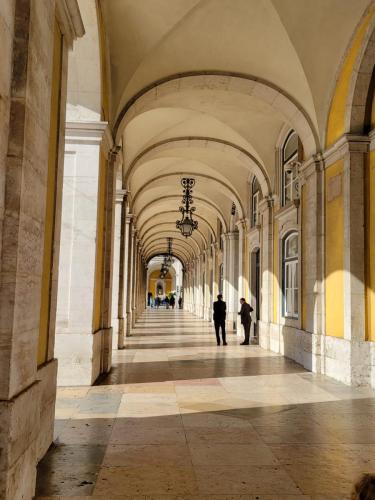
[323,133,370,167]
[56,0,85,49]
[65,121,107,145]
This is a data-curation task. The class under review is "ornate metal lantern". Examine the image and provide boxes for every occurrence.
[176,178,198,238]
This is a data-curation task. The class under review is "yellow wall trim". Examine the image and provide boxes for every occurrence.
[365,150,375,341]
[38,20,63,366]
[325,160,344,338]
[326,5,375,148]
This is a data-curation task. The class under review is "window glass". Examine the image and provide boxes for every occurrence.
[282,233,299,318]
[281,131,299,206]
[283,132,298,162]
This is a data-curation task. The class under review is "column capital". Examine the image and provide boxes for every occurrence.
[116,189,128,203]
[259,195,274,213]
[235,218,248,233]
[323,133,370,167]
[108,145,122,163]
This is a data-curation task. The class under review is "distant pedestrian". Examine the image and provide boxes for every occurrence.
[165,296,170,309]
[170,295,175,309]
[178,297,183,309]
[238,298,253,345]
[213,294,227,346]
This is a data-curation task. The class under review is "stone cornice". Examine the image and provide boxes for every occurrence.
[56,0,85,49]
[369,129,375,151]
[65,121,108,145]
[323,134,370,167]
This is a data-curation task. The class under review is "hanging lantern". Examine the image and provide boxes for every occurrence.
[176,178,198,238]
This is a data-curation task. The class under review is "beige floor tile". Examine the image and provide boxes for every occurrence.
[195,465,301,495]
[94,466,199,495]
[103,444,192,467]
[189,442,279,466]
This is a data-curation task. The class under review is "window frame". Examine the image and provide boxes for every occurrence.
[282,232,299,319]
[281,131,299,207]
[251,177,261,227]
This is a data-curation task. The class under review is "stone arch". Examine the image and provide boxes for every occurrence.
[125,137,271,197]
[131,172,245,219]
[136,195,228,233]
[114,72,319,157]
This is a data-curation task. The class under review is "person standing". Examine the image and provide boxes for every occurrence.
[170,295,175,309]
[213,294,227,346]
[178,296,183,309]
[238,298,253,345]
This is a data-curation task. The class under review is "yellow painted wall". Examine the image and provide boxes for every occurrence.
[365,150,375,341]
[325,160,344,338]
[92,149,107,331]
[273,220,279,323]
[326,5,375,147]
[148,270,172,296]
[38,20,62,366]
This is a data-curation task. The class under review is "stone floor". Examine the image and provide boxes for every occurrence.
[36,310,375,499]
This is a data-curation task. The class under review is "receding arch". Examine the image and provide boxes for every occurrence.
[125,136,271,196]
[136,195,228,232]
[131,172,245,218]
[143,231,202,255]
[139,211,216,241]
[114,72,319,156]
[143,223,208,248]
[145,242,192,263]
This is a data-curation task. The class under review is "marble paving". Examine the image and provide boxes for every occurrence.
[36,310,375,499]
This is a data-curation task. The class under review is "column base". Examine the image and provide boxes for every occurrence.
[117,318,125,349]
[0,382,40,500]
[126,311,132,337]
[56,330,109,386]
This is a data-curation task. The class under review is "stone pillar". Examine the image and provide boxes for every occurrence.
[258,197,274,348]
[342,138,369,384]
[132,236,139,327]
[236,219,248,306]
[224,232,239,332]
[0,1,83,497]
[55,121,110,386]
[300,156,324,372]
[126,221,135,336]
[204,250,211,320]
[111,189,126,349]
[116,194,129,348]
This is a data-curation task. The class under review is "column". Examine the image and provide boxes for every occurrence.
[224,232,239,332]
[258,197,274,348]
[132,235,139,327]
[126,222,135,336]
[55,122,109,386]
[299,156,324,372]
[342,138,369,384]
[116,195,129,348]
[111,189,126,349]
[100,147,121,375]
[0,2,83,497]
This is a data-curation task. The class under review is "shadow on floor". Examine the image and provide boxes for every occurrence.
[36,398,375,498]
[98,355,306,385]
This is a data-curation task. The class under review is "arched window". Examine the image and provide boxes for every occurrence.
[251,177,261,227]
[282,232,299,318]
[281,131,299,206]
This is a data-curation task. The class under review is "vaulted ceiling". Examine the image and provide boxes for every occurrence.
[98,0,372,264]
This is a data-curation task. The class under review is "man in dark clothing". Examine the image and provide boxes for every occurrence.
[238,298,253,345]
[213,294,227,346]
